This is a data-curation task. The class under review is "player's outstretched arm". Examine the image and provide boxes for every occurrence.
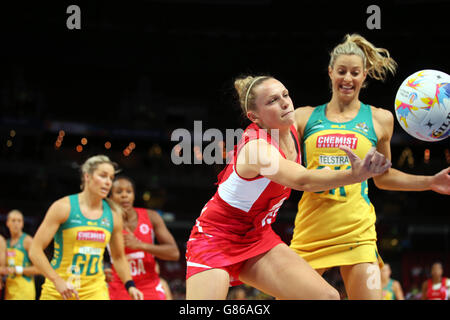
[237,139,390,192]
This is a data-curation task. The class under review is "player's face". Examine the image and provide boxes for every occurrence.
[431,263,443,278]
[381,264,391,280]
[110,179,135,210]
[329,54,367,102]
[6,212,24,235]
[86,163,115,198]
[250,78,295,130]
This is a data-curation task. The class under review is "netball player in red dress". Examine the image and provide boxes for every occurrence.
[185,75,392,299]
[421,262,450,300]
[106,176,180,300]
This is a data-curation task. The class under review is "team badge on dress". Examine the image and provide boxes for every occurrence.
[100,218,111,227]
[139,223,150,235]
[355,122,369,133]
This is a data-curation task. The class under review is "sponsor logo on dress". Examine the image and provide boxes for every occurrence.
[78,247,102,255]
[319,155,350,165]
[76,230,106,242]
[316,133,358,149]
[126,251,145,260]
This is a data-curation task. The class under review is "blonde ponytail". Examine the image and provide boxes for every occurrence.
[329,34,397,81]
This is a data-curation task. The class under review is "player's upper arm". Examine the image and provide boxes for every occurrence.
[23,235,33,252]
[236,138,307,190]
[372,107,394,147]
[109,208,125,261]
[33,197,71,250]
[0,235,6,266]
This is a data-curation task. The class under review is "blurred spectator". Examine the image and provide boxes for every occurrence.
[227,285,248,300]
[0,234,6,295]
[4,210,41,300]
[381,263,404,300]
[421,261,450,300]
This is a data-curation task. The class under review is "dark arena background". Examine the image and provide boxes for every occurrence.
[0,0,449,304]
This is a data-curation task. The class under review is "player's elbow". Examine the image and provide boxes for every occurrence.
[28,241,40,263]
[168,245,180,261]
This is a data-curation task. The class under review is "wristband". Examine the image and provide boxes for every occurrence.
[124,280,136,291]
[15,266,24,275]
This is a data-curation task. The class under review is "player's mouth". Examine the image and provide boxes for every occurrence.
[100,187,110,194]
[282,110,293,117]
[120,201,131,208]
[339,84,354,93]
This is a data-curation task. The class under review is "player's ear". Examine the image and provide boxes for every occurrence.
[247,111,258,123]
[328,66,333,79]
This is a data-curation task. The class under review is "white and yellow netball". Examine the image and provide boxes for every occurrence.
[394,69,450,141]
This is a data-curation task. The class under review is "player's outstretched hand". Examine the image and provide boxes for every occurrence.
[430,167,450,195]
[340,145,391,182]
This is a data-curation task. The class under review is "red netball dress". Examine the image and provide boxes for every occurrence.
[186,123,301,286]
[426,277,448,300]
[108,208,166,300]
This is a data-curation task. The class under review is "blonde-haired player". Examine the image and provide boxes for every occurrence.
[4,209,41,300]
[290,34,450,299]
[29,155,143,300]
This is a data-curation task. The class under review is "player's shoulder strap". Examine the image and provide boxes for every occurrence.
[303,104,327,141]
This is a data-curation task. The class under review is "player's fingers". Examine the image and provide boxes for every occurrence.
[362,147,377,169]
[368,150,385,171]
[375,157,392,174]
[339,145,359,163]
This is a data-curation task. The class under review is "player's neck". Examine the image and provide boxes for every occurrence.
[432,276,442,284]
[123,207,137,223]
[10,231,23,243]
[266,126,291,143]
[79,190,103,210]
[328,95,361,113]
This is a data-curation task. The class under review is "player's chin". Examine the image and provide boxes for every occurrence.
[99,188,110,198]
[280,113,295,126]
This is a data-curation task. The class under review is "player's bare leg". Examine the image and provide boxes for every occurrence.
[239,243,339,300]
[340,262,382,300]
[186,268,230,300]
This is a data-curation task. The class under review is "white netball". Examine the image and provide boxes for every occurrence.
[394,69,450,141]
